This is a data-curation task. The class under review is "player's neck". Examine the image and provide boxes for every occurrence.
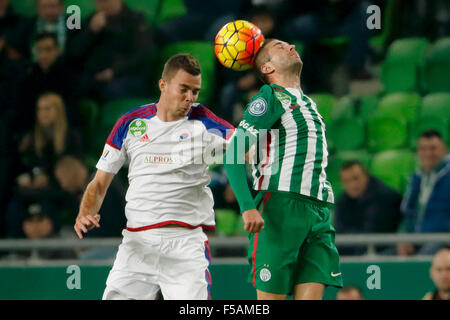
[271,72,301,91]
[155,102,184,122]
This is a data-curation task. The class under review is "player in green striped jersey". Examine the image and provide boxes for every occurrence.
[224,39,343,300]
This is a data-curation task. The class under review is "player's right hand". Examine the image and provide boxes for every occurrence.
[242,209,264,233]
[74,214,101,239]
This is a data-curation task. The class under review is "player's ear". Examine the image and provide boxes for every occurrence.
[260,63,274,77]
[158,78,166,92]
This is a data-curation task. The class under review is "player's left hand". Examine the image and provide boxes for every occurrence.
[242,209,264,233]
[74,214,101,239]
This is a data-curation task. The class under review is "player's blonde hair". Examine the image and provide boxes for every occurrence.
[161,53,201,81]
[34,92,68,157]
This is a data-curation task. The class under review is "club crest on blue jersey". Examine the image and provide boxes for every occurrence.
[248,97,267,116]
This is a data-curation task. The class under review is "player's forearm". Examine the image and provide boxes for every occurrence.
[78,179,107,218]
[223,130,257,213]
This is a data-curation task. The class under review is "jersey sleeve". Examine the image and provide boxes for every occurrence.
[96,117,129,174]
[238,85,284,135]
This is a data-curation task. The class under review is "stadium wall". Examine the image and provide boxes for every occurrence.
[0,262,434,300]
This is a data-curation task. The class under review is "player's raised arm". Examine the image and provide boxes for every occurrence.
[74,169,115,239]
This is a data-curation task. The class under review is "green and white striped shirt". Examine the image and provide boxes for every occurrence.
[237,84,334,204]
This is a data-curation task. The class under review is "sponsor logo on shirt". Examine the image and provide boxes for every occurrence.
[238,120,259,136]
[143,154,183,165]
[248,97,267,116]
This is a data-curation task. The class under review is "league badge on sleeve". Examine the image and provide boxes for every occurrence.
[248,97,267,116]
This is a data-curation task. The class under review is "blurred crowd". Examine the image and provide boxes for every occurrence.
[0,0,449,260]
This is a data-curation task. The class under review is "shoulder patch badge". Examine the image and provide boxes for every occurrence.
[129,119,147,138]
[248,97,268,116]
[275,91,291,107]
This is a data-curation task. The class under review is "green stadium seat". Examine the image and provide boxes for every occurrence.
[368,115,408,152]
[358,94,379,121]
[370,150,417,192]
[101,98,154,129]
[420,93,450,119]
[331,96,355,121]
[233,215,247,236]
[380,38,429,93]
[215,209,238,236]
[328,117,365,152]
[159,41,216,105]
[375,92,421,124]
[421,37,450,93]
[156,0,187,25]
[65,0,96,19]
[10,0,36,17]
[125,0,160,25]
[308,93,335,125]
[411,115,449,147]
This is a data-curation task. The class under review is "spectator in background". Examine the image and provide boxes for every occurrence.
[21,33,80,126]
[334,161,403,255]
[279,0,374,93]
[336,285,364,300]
[68,0,154,102]
[423,248,450,300]
[15,0,74,59]
[15,92,83,188]
[0,0,21,50]
[54,155,127,239]
[5,93,83,239]
[397,130,450,256]
[155,0,252,46]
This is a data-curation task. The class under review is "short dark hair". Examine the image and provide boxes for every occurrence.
[340,160,368,175]
[162,53,201,80]
[254,38,276,84]
[419,129,443,140]
[33,32,59,46]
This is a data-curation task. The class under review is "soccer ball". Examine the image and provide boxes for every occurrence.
[214,20,265,71]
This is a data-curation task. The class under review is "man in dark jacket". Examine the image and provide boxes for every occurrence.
[67,0,155,102]
[21,32,80,125]
[334,160,403,254]
[397,130,450,256]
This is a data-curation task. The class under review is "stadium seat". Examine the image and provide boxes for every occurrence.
[370,150,417,192]
[65,0,96,19]
[368,115,408,152]
[375,92,421,124]
[215,209,238,236]
[101,98,154,129]
[420,93,450,119]
[156,0,187,25]
[380,38,429,93]
[330,96,355,121]
[159,41,216,105]
[125,0,160,25]
[308,93,335,125]
[358,94,379,121]
[10,0,36,17]
[421,37,450,93]
[328,117,365,152]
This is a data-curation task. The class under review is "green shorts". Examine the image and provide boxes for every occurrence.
[248,191,343,295]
